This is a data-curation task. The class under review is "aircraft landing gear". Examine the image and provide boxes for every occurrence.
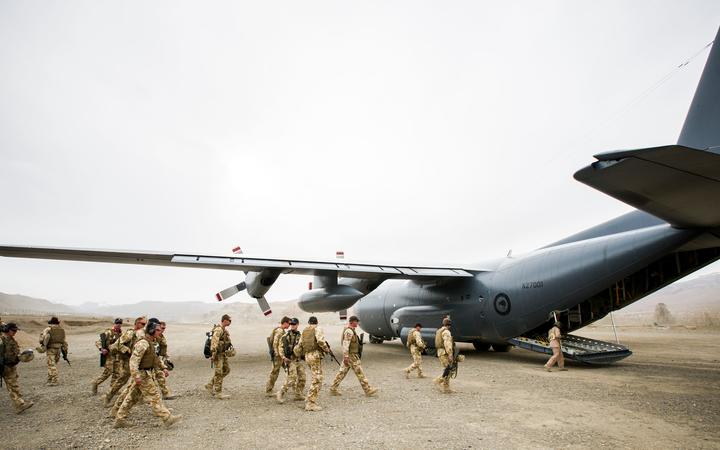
[491,343,512,352]
[473,341,491,351]
[369,335,384,344]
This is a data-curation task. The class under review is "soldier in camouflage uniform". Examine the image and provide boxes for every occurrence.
[434,317,455,393]
[205,314,233,399]
[275,317,306,403]
[293,316,330,411]
[155,321,176,400]
[0,323,34,414]
[39,317,68,386]
[103,316,146,406]
[329,316,378,397]
[113,321,182,428]
[91,318,123,395]
[403,323,426,378]
[265,316,290,396]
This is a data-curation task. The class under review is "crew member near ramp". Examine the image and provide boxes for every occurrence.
[39,316,68,386]
[113,321,182,429]
[275,317,306,403]
[91,318,123,395]
[265,316,290,396]
[403,323,426,379]
[293,316,330,411]
[434,317,456,393]
[544,322,567,372]
[205,314,233,399]
[0,323,34,414]
[329,316,378,397]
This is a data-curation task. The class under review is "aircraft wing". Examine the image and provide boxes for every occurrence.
[0,245,474,279]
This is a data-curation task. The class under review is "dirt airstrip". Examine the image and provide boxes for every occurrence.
[0,317,718,449]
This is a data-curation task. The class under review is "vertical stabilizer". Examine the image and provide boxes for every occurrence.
[677,27,720,152]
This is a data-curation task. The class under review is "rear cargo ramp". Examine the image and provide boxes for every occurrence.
[508,333,632,364]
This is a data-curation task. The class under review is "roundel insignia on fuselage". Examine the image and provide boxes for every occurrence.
[494,293,511,316]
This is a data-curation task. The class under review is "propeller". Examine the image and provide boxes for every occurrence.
[215,281,246,301]
[339,309,348,321]
[215,246,273,315]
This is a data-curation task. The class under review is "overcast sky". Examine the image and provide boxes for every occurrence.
[1,1,719,307]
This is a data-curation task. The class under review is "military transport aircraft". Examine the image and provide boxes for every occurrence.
[2,28,720,364]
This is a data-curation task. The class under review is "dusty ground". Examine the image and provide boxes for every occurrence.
[1,318,718,449]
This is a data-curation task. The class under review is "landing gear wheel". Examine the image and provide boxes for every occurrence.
[491,343,512,352]
[473,341,491,351]
[369,335,384,344]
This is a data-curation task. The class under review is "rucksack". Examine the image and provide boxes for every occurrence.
[203,328,213,359]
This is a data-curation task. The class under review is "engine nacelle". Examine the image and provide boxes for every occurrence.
[245,269,281,298]
[298,285,365,313]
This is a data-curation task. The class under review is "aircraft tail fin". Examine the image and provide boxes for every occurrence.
[678,27,720,152]
[574,145,720,228]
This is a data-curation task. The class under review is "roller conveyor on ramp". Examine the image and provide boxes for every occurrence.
[508,334,632,364]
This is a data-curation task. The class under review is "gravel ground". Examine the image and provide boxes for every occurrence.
[1,321,718,449]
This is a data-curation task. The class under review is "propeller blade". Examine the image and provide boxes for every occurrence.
[339,309,348,321]
[215,281,246,301]
[256,296,272,316]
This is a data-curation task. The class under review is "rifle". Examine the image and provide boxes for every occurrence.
[326,346,341,366]
[99,332,108,367]
[61,348,71,366]
[266,336,275,362]
[358,333,365,359]
[441,348,460,379]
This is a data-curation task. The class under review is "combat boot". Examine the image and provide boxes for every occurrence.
[213,393,230,400]
[305,403,323,412]
[102,394,113,407]
[91,382,98,395]
[365,387,379,397]
[418,372,426,378]
[403,369,410,379]
[113,418,128,429]
[164,415,183,428]
[204,383,213,393]
[163,394,178,400]
[293,393,305,401]
[16,401,34,414]
[275,391,285,404]
[329,388,341,396]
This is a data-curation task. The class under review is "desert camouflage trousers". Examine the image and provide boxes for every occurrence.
[404,346,424,376]
[154,367,170,396]
[304,351,324,405]
[545,344,565,369]
[106,356,130,401]
[93,357,121,387]
[331,354,372,393]
[280,359,306,397]
[208,355,230,394]
[266,356,284,393]
[46,348,61,383]
[2,365,27,409]
[116,371,171,422]
[436,354,451,390]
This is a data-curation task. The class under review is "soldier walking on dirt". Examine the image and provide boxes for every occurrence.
[0,323,34,414]
[329,316,378,397]
[293,316,330,411]
[39,317,68,386]
[113,321,182,429]
[265,316,290,396]
[403,323,426,378]
[544,322,567,372]
[434,317,456,393]
[205,314,233,399]
[155,321,176,400]
[103,316,146,406]
[275,317,306,403]
[91,318,123,395]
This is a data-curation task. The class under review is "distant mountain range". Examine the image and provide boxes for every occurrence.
[2,272,718,323]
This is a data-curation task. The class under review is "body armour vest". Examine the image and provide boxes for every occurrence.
[106,329,121,347]
[301,327,319,353]
[342,327,360,354]
[1,336,19,366]
[284,330,301,358]
[435,327,452,350]
[139,338,159,370]
[48,326,65,347]
[407,330,417,348]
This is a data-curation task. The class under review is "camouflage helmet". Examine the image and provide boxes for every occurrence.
[18,349,34,363]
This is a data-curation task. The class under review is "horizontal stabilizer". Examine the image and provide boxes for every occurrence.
[574,145,720,228]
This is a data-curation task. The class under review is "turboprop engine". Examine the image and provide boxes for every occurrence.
[214,268,281,316]
[297,274,364,313]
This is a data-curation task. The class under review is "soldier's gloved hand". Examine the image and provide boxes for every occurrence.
[343,356,349,366]
[100,349,109,355]
[283,357,290,364]
[134,376,142,385]
[163,369,169,378]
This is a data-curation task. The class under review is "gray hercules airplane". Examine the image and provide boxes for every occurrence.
[2,28,720,364]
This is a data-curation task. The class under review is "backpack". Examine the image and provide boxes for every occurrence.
[203,328,213,359]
